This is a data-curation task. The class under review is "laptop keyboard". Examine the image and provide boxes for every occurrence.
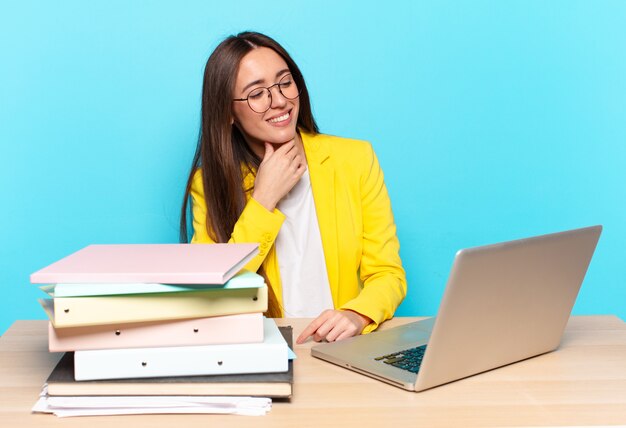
[374,344,427,374]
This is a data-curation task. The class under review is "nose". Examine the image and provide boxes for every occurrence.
[269,85,288,109]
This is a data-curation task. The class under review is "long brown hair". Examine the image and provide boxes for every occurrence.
[180,31,319,317]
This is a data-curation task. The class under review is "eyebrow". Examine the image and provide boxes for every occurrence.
[241,68,291,94]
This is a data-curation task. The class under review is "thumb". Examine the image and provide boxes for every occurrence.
[263,142,275,160]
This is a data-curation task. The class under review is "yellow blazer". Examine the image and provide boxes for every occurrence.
[190,132,406,333]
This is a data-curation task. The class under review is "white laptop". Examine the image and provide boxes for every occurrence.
[311,225,602,392]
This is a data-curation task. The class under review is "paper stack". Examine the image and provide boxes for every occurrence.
[32,387,273,417]
[29,244,293,417]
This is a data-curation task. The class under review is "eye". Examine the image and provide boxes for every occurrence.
[248,88,266,100]
[279,74,294,85]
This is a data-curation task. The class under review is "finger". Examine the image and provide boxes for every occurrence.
[284,155,305,177]
[283,144,299,162]
[295,160,307,172]
[291,153,305,167]
[274,139,296,155]
[262,142,275,161]
[324,324,344,342]
[292,165,306,182]
[288,159,302,175]
[297,322,320,344]
[295,161,307,176]
[335,328,358,342]
[297,310,335,343]
[313,316,337,340]
[296,311,332,344]
[324,315,355,342]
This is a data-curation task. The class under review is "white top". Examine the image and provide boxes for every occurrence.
[275,169,334,317]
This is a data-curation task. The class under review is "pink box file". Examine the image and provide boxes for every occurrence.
[48,313,264,352]
[30,243,259,284]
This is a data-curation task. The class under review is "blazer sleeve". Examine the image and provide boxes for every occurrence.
[339,144,407,333]
[189,170,285,272]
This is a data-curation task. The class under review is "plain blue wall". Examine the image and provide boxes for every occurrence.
[2,1,625,334]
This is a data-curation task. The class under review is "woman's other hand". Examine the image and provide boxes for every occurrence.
[296,309,372,344]
[252,140,306,211]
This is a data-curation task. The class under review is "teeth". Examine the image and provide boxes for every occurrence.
[268,112,289,123]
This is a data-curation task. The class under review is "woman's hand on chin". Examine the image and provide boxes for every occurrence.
[252,139,306,211]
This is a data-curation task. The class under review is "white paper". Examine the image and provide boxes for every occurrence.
[32,394,271,417]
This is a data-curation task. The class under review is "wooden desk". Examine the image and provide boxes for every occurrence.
[1,316,625,427]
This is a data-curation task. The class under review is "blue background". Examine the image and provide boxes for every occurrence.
[1,1,625,334]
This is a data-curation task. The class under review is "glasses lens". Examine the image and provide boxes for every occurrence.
[247,88,271,113]
[278,74,300,100]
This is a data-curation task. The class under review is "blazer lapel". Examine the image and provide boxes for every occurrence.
[303,133,340,304]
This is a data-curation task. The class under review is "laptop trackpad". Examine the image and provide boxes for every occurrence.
[369,318,434,354]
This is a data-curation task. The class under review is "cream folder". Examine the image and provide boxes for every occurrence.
[48,313,264,352]
[74,318,288,381]
[40,285,268,328]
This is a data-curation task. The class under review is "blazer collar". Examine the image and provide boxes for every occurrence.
[301,131,330,165]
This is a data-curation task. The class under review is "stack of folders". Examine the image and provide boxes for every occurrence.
[29,244,293,417]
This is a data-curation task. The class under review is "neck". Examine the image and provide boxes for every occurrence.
[250,132,306,162]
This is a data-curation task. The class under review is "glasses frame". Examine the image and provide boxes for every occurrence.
[233,73,301,113]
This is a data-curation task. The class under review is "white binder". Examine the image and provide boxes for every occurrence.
[74,318,288,381]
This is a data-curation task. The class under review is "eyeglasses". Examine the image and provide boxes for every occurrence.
[233,74,301,113]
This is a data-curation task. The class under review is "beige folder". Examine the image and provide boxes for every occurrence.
[40,285,268,328]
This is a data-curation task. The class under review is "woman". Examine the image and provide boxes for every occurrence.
[180,31,406,344]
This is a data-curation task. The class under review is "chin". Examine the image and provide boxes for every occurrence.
[265,128,298,144]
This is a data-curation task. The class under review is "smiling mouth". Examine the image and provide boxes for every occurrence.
[267,111,290,124]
